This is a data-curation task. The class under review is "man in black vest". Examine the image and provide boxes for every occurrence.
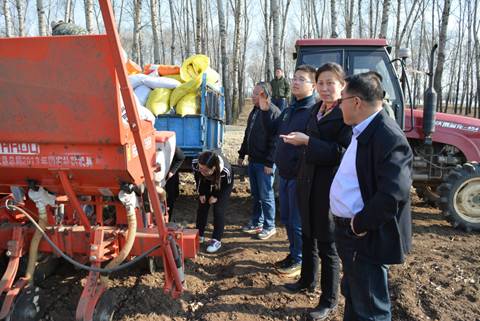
[328,72,413,321]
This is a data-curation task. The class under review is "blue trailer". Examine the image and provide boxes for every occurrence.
[154,74,225,162]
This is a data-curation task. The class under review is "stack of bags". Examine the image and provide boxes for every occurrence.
[127,54,220,117]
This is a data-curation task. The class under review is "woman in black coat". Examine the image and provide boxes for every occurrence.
[281,63,351,319]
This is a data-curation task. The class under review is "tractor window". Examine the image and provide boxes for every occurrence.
[350,53,398,101]
[299,50,342,68]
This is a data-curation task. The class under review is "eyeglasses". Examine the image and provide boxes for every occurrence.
[338,96,358,104]
[292,77,313,84]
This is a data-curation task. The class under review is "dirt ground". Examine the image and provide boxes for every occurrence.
[38,105,479,321]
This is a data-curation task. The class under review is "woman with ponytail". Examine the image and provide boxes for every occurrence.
[192,151,234,253]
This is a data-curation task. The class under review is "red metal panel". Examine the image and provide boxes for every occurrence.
[0,35,121,145]
[296,38,388,47]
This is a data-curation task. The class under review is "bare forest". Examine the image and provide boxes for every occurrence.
[1,0,479,122]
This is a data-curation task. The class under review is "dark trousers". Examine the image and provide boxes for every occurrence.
[272,97,287,111]
[165,172,180,221]
[335,223,392,321]
[195,183,233,241]
[300,234,339,308]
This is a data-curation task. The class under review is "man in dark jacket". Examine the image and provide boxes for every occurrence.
[238,82,281,240]
[329,72,413,321]
[270,68,290,111]
[260,64,317,276]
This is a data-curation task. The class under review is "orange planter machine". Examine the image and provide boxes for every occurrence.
[0,0,199,320]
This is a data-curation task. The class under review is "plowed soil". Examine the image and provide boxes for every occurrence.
[38,105,479,321]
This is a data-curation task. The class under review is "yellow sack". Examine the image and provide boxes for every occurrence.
[146,88,172,116]
[169,79,200,108]
[176,93,199,116]
[180,54,220,84]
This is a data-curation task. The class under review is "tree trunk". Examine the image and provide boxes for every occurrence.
[84,0,94,33]
[216,0,231,124]
[358,0,363,38]
[279,0,291,70]
[378,0,391,38]
[239,0,249,114]
[271,0,280,70]
[150,0,161,63]
[232,0,242,121]
[330,0,338,37]
[131,0,142,63]
[169,0,176,64]
[195,0,202,53]
[64,0,72,21]
[345,0,354,38]
[15,0,25,36]
[3,0,12,37]
[473,0,480,118]
[369,0,373,37]
[264,0,272,80]
[433,0,451,112]
[36,0,47,35]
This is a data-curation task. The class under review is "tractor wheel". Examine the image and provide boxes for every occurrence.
[437,162,480,232]
[415,183,440,207]
[6,287,44,321]
[92,290,117,321]
[146,257,164,274]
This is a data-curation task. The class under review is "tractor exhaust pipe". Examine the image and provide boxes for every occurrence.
[422,44,438,144]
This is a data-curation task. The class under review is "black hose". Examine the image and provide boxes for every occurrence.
[1,203,163,274]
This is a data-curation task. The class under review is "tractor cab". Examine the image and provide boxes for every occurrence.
[294,39,405,128]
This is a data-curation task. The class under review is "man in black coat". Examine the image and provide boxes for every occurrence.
[238,82,281,240]
[329,72,413,321]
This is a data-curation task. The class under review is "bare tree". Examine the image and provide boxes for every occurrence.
[378,0,391,38]
[279,0,291,69]
[263,0,272,80]
[195,0,203,53]
[345,0,354,38]
[216,0,231,123]
[271,0,280,70]
[84,0,94,33]
[433,0,451,111]
[15,0,25,36]
[131,0,142,63]
[169,0,176,64]
[330,0,338,37]
[232,0,242,120]
[474,0,480,118]
[3,0,13,37]
[358,0,363,37]
[150,0,161,63]
[36,0,47,35]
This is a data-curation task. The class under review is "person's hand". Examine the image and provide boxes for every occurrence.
[199,195,206,204]
[209,196,218,204]
[350,217,367,237]
[280,132,309,146]
[237,158,245,166]
[167,171,174,179]
[258,92,270,111]
[264,166,273,175]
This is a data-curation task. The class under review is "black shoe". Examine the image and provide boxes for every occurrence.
[284,281,316,293]
[274,254,291,269]
[309,304,337,320]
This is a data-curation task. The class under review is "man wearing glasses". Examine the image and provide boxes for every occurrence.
[259,64,317,276]
[330,72,413,321]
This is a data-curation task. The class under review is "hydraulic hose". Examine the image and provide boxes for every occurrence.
[24,207,47,284]
[2,202,160,274]
[100,206,137,284]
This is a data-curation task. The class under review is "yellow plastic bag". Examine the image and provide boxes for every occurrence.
[175,93,199,116]
[146,88,172,116]
[164,74,183,83]
[169,79,200,108]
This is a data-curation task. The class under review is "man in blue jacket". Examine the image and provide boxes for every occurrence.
[260,64,317,276]
[238,82,281,240]
[328,72,413,321]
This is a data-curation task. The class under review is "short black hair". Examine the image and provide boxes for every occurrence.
[344,71,385,104]
[295,64,317,82]
[255,81,272,98]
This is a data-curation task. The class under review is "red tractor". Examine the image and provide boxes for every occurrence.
[295,39,480,232]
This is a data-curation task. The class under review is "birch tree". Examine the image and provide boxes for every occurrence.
[271,0,280,70]
[433,0,451,111]
[330,0,338,38]
[16,0,25,36]
[232,0,242,120]
[84,0,94,33]
[378,0,391,38]
[169,0,176,64]
[131,0,142,63]
[37,0,47,35]
[195,0,203,53]
[216,0,231,123]
[150,0,161,63]
[3,0,12,37]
